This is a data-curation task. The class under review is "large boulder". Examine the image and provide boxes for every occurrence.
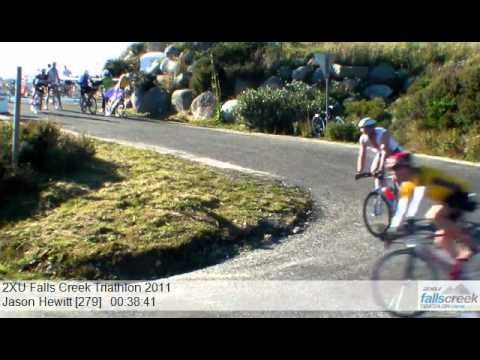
[292,66,312,82]
[165,45,182,59]
[311,68,325,83]
[174,72,192,89]
[191,91,217,119]
[260,76,283,89]
[221,99,240,123]
[363,84,393,100]
[332,64,368,80]
[276,66,292,81]
[179,49,194,65]
[172,89,194,112]
[368,63,397,84]
[136,87,171,116]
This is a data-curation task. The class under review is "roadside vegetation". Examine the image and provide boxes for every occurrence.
[0,120,312,280]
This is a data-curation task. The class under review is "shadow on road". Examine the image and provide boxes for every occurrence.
[48,110,114,123]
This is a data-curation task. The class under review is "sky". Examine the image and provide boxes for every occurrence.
[0,42,133,80]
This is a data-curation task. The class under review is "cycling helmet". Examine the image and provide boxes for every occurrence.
[358,117,377,129]
[385,152,412,170]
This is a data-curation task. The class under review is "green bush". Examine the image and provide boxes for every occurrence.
[235,82,326,135]
[393,59,480,133]
[0,121,96,176]
[325,122,361,142]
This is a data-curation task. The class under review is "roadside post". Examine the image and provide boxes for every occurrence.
[12,66,21,169]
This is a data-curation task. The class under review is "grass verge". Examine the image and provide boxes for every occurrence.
[0,140,313,280]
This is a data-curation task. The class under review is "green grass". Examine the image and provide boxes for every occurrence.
[0,140,312,280]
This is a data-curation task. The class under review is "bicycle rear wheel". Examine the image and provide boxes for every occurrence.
[372,248,438,317]
[363,191,392,238]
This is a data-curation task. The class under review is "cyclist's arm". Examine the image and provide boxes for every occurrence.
[357,137,367,173]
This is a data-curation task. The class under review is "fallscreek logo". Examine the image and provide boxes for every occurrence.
[419,283,480,310]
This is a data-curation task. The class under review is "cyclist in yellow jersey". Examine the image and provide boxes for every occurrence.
[386,152,477,278]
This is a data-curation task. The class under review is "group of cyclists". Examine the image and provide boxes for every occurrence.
[355,117,477,280]
[32,63,133,116]
[32,62,63,111]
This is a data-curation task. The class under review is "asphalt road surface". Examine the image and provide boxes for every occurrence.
[3,100,480,318]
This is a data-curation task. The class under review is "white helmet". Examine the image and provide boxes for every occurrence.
[358,117,377,129]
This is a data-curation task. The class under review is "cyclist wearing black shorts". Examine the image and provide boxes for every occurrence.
[32,69,49,109]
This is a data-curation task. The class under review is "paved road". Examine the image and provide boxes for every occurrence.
[5,101,480,317]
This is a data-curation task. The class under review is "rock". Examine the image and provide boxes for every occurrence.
[332,64,368,80]
[363,84,393,100]
[179,49,194,65]
[172,89,194,112]
[160,59,181,75]
[260,76,283,89]
[311,68,325,83]
[292,66,312,82]
[276,66,292,81]
[234,78,256,96]
[165,45,181,59]
[191,91,217,119]
[140,52,166,73]
[136,87,171,116]
[174,72,192,89]
[146,60,163,76]
[292,57,306,67]
[132,89,145,111]
[403,76,416,92]
[307,58,317,67]
[293,226,301,234]
[221,99,239,122]
[368,63,397,84]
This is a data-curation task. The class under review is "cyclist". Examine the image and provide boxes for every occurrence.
[32,69,49,111]
[46,61,62,110]
[356,117,403,189]
[104,73,133,117]
[78,70,94,100]
[386,152,477,279]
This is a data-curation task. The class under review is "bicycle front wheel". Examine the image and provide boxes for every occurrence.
[88,97,97,115]
[80,97,87,113]
[372,248,438,317]
[363,191,392,238]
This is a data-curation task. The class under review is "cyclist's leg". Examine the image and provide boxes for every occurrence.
[55,85,62,109]
[427,204,473,260]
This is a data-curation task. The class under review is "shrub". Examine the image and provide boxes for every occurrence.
[13,121,95,175]
[325,122,361,142]
[235,82,326,135]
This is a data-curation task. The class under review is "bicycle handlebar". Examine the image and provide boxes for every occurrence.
[355,171,385,181]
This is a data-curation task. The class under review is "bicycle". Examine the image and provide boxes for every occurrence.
[80,88,99,115]
[372,214,480,318]
[105,88,128,118]
[311,105,345,137]
[355,170,399,238]
[47,84,61,110]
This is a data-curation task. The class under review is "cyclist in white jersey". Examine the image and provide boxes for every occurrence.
[356,117,403,189]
